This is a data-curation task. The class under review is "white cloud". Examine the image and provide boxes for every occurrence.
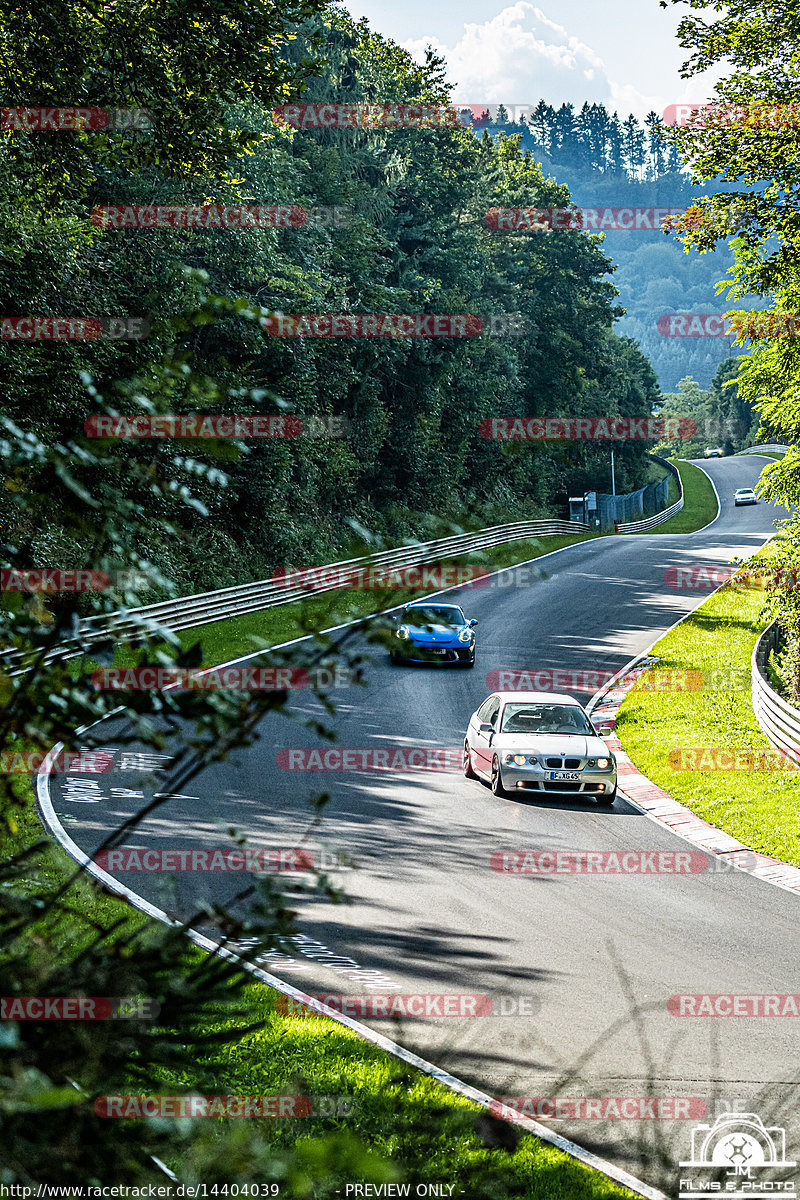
[402,3,666,120]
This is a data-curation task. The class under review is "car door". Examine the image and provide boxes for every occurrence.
[472,696,501,775]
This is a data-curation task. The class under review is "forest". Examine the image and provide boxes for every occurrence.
[1,11,669,599]
[469,100,763,391]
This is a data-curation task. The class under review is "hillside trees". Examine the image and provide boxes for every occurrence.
[1,9,662,595]
[661,0,800,688]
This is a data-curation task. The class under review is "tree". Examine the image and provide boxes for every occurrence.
[645,112,667,179]
[661,0,800,689]
[621,114,646,180]
[527,101,555,155]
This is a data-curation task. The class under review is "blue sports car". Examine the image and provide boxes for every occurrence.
[390,601,478,668]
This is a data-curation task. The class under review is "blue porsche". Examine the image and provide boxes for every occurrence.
[389,601,478,668]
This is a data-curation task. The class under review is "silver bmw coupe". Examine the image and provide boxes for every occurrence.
[463,691,617,805]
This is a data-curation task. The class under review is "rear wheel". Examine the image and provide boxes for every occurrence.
[491,756,510,798]
[463,742,477,779]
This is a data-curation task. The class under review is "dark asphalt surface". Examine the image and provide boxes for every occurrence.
[45,456,800,1193]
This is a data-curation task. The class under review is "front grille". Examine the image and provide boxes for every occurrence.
[544,756,582,769]
[564,758,580,769]
[545,757,561,768]
[543,781,585,792]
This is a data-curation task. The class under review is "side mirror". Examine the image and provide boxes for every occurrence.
[468,618,478,627]
[479,722,494,734]
[599,727,613,738]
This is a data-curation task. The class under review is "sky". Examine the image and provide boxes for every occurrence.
[341,0,723,121]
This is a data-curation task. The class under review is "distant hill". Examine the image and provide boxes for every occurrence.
[467,102,763,390]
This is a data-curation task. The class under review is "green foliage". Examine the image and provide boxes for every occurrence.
[660,0,800,683]
[1,11,665,601]
[469,100,757,389]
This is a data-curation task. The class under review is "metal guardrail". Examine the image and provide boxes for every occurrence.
[3,518,590,670]
[751,620,800,762]
[735,444,789,455]
[614,458,684,533]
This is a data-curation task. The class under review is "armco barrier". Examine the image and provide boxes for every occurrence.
[752,620,800,761]
[615,458,683,533]
[735,444,789,455]
[3,518,589,671]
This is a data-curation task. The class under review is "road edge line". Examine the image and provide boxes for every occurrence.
[35,751,664,1200]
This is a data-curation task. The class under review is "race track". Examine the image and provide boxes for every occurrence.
[44,456,800,1192]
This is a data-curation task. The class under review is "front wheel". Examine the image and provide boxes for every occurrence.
[463,742,477,779]
[389,652,403,666]
[491,756,510,798]
[461,654,475,669]
[596,789,616,808]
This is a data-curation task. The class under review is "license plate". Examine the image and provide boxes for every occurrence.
[550,771,581,781]
[429,648,446,655]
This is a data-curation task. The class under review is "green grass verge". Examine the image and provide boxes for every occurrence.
[152,980,638,1199]
[616,537,800,867]
[635,460,718,535]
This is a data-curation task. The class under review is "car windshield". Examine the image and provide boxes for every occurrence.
[403,606,463,626]
[500,703,594,735]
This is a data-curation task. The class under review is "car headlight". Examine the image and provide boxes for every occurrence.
[505,754,532,766]
[396,626,410,640]
[458,629,473,644]
[597,757,611,769]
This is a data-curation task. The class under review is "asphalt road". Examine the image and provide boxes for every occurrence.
[46,456,800,1193]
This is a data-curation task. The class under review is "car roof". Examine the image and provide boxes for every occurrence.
[735,487,754,492]
[405,600,463,610]
[491,691,585,705]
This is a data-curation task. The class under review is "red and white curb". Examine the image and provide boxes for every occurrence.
[590,659,800,896]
